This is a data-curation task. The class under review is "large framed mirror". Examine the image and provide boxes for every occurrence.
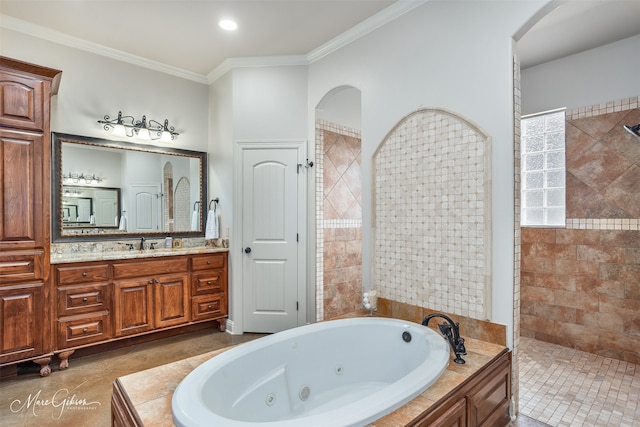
[52,132,207,242]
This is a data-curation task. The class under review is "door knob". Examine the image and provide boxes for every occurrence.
[244,247,251,254]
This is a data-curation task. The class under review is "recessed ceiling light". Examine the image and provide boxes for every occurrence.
[219,19,238,31]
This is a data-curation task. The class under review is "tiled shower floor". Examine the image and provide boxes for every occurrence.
[518,336,640,426]
[0,331,638,426]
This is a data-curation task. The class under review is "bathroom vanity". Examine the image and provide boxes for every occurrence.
[52,249,228,369]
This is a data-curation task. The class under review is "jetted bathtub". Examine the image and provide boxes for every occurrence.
[172,317,450,427]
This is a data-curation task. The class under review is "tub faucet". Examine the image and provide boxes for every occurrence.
[422,313,467,364]
[139,237,145,251]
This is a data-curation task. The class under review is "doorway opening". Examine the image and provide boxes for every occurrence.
[315,86,362,321]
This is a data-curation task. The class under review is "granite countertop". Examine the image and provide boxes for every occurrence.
[114,335,507,426]
[51,246,229,264]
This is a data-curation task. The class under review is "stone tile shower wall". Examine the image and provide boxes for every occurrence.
[373,109,491,320]
[521,96,640,364]
[315,122,362,321]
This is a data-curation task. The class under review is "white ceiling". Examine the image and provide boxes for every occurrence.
[518,0,640,69]
[1,0,639,81]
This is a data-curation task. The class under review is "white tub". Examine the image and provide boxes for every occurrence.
[172,317,450,427]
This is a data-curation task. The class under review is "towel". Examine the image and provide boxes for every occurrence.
[205,209,219,239]
[115,216,119,226]
[118,215,127,231]
[191,209,199,231]
[90,214,95,225]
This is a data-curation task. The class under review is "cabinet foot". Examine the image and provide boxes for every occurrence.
[33,357,52,377]
[218,320,227,332]
[58,350,75,370]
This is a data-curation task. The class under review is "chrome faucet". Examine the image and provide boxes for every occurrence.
[139,237,145,251]
[422,313,467,364]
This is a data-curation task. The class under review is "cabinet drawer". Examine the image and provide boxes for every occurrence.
[57,283,110,316]
[192,271,226,296]
[56,264,109,285]
[112,257,188,280]
[191,295,226,322]
[57,311,111,348]
[191,253,226,271]
[0,251,43,282]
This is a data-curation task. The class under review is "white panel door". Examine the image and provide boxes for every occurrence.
[129,184,161,232]
[242,147,300,333]
[95,189,118,227]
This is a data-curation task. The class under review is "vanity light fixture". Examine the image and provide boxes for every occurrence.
[63,172,103,185]
[98,111,179,142]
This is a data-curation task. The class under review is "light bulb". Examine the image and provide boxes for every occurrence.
[160,130,172,142]
[137,127,151,140]
[112,124,127,137]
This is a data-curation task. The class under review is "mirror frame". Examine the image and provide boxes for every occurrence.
[52,132,207,242]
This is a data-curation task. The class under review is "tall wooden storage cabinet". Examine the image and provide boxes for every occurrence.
[0,57,61,376]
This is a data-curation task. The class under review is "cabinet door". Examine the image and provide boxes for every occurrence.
[114,280,154,336]
[413,397,467,427]
[0,282,44,362]
[154,274,189,328]
[0,130,44,248]
[467,357,511,427]
[0,71,45,131]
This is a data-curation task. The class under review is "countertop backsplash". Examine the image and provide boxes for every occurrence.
[51,237,229,260]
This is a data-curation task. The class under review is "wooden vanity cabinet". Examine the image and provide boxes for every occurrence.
[190,253,228,326]
[0,57,61,376]
[53,252,227,369]
[112,257,190,335]
[410,350,511,427]
[55,262,111,357]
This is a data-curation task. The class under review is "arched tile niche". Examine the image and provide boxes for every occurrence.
[373,108,492,320]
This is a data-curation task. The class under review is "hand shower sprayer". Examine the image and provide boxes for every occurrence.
[623,123,640,137]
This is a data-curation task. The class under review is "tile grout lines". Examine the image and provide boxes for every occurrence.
[518,337,640,426]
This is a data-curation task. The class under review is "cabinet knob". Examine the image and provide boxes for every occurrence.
[82,328,88,333]
[148,279,155,284]
[207,281,212,285]
[207,261,211,265]
[82,272,87,277]
[208,305,212,310]
[82,297,88,302]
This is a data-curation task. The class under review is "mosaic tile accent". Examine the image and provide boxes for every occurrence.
[513,53,522,412]
[566,218,640,230]
[565,96,639,120]
[373,109,491,320]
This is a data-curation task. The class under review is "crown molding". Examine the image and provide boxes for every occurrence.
[2,0,425,85]
[0,14,209,84]
[207,55,309,84]
[306,0,427,64]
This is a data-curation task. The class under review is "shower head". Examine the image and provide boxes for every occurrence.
[623,123,640,137]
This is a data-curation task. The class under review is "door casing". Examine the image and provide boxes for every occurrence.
[230,141,308,334]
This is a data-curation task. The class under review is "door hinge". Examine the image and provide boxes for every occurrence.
[296,233,299,242]
[296,301,299,311]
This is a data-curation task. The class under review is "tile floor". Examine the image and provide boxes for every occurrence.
[0,329,264,426]
[518,336,640,426]
[0,331,637,426]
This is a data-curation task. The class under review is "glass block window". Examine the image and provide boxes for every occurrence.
[521,109,566,226]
